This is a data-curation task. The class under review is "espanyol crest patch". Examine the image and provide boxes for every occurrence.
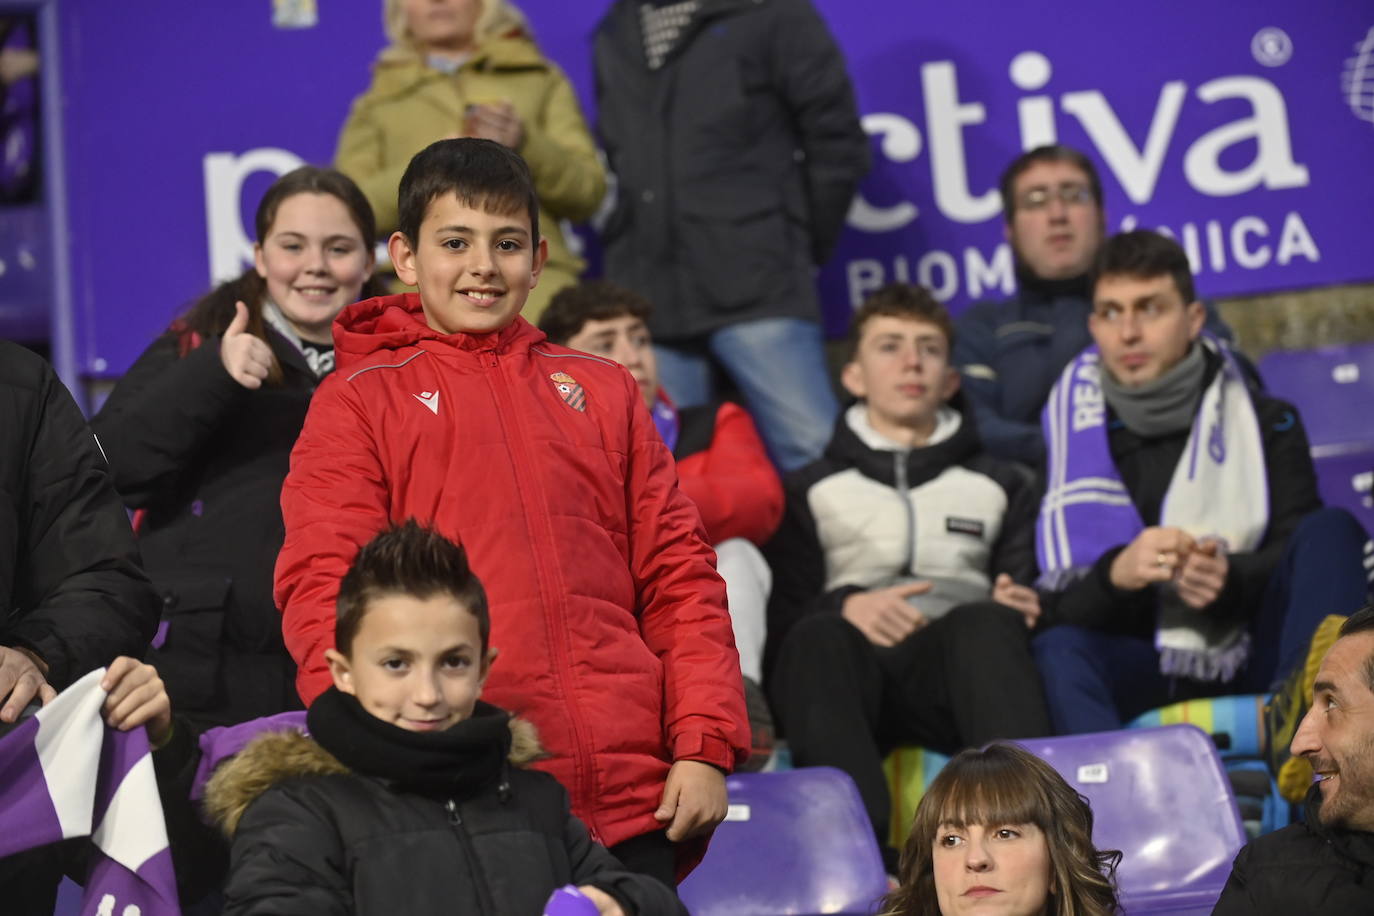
[550,372,586,412]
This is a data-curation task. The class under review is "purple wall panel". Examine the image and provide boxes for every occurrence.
[57,2,1374,375]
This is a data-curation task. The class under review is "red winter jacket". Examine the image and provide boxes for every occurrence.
[671,400,783,546]
[275,295,748,852]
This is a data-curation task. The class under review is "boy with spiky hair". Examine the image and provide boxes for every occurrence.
[213,521,685,914]
[276,139,749,883]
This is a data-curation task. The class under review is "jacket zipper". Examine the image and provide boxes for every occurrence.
[893,451,919,578]
[446,798,497,914]
[480,349,599,841]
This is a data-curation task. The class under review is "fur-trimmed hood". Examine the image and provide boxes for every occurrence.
[203,716,543,838]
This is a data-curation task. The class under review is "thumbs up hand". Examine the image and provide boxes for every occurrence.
[220,301,274,389]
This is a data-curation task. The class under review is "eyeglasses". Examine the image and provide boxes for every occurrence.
[1017,184,1095,212]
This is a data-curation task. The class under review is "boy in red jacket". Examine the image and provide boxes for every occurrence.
[538,282,782,768]
[274,139,749,883]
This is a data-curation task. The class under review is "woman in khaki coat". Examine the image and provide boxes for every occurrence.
[337,0,606,319]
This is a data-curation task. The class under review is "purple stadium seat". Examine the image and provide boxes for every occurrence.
[1257,343,1374,450]
[1311,447,1374,534]
[678,767,888,916]
[54,878,82,916]
[1018,725,1246,916]
[1256,345,1374,536]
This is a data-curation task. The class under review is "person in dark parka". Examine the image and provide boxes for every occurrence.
[593,0,870,471]
[0,340,158,699]
[0,339,160,914]
[1213,606,1374,915]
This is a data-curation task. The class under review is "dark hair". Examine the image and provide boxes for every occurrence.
[847,283,955,360]
[538,280,653,345]
[395,138,540,249]
[880,743,1121,916]
[999,144,1104,222]
[1091,229,1197,305]
[177,166,383,385]
[1339,605,1374,694]
[334,520,490,658]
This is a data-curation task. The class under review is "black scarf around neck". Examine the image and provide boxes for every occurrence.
[307,688,511,798]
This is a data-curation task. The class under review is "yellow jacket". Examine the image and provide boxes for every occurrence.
[336,35,606,316]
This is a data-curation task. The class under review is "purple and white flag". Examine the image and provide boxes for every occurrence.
[0,668,180,915]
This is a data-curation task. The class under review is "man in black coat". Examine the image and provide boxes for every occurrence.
[0,341,158,711]
[593,0,869,471]
[0,340,160,911]
[1029,231,1367,733]
[1213,605,1374,914]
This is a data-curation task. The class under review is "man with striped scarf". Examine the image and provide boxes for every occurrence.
[1031,230,1368,734]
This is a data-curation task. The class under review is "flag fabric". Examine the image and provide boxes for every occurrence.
[0,668,180,915]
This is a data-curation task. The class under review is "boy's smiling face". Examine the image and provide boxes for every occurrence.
[388,191,547,335]
[325,592,493,733]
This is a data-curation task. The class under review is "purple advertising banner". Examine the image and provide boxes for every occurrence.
[57,1,1374,376]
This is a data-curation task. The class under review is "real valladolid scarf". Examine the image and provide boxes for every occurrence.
[1037,334,1268,682]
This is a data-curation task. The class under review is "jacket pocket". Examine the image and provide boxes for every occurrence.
[147,573,231,711]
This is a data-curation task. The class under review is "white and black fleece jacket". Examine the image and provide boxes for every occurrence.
[763,399,1039,672]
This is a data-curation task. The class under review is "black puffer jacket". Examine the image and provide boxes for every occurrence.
[92,327,321,726]
[1212,787,1374,914]
[205,696,687,916]
[0,341,157,687]
[593,0,869,342]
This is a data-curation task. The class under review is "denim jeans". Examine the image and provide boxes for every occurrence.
[654,318,838,472]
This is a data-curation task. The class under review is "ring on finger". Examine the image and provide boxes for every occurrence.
[1156,551,1171,568]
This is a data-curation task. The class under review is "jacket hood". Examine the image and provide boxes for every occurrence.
[332,293,546,372]
[203,715,544,838]
[824,392,983,489]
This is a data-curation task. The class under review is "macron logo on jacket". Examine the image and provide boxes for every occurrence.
[413,391,440,415]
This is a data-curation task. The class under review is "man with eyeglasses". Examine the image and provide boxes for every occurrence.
[1026,229,1367,734]
[954,145,1233,465]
